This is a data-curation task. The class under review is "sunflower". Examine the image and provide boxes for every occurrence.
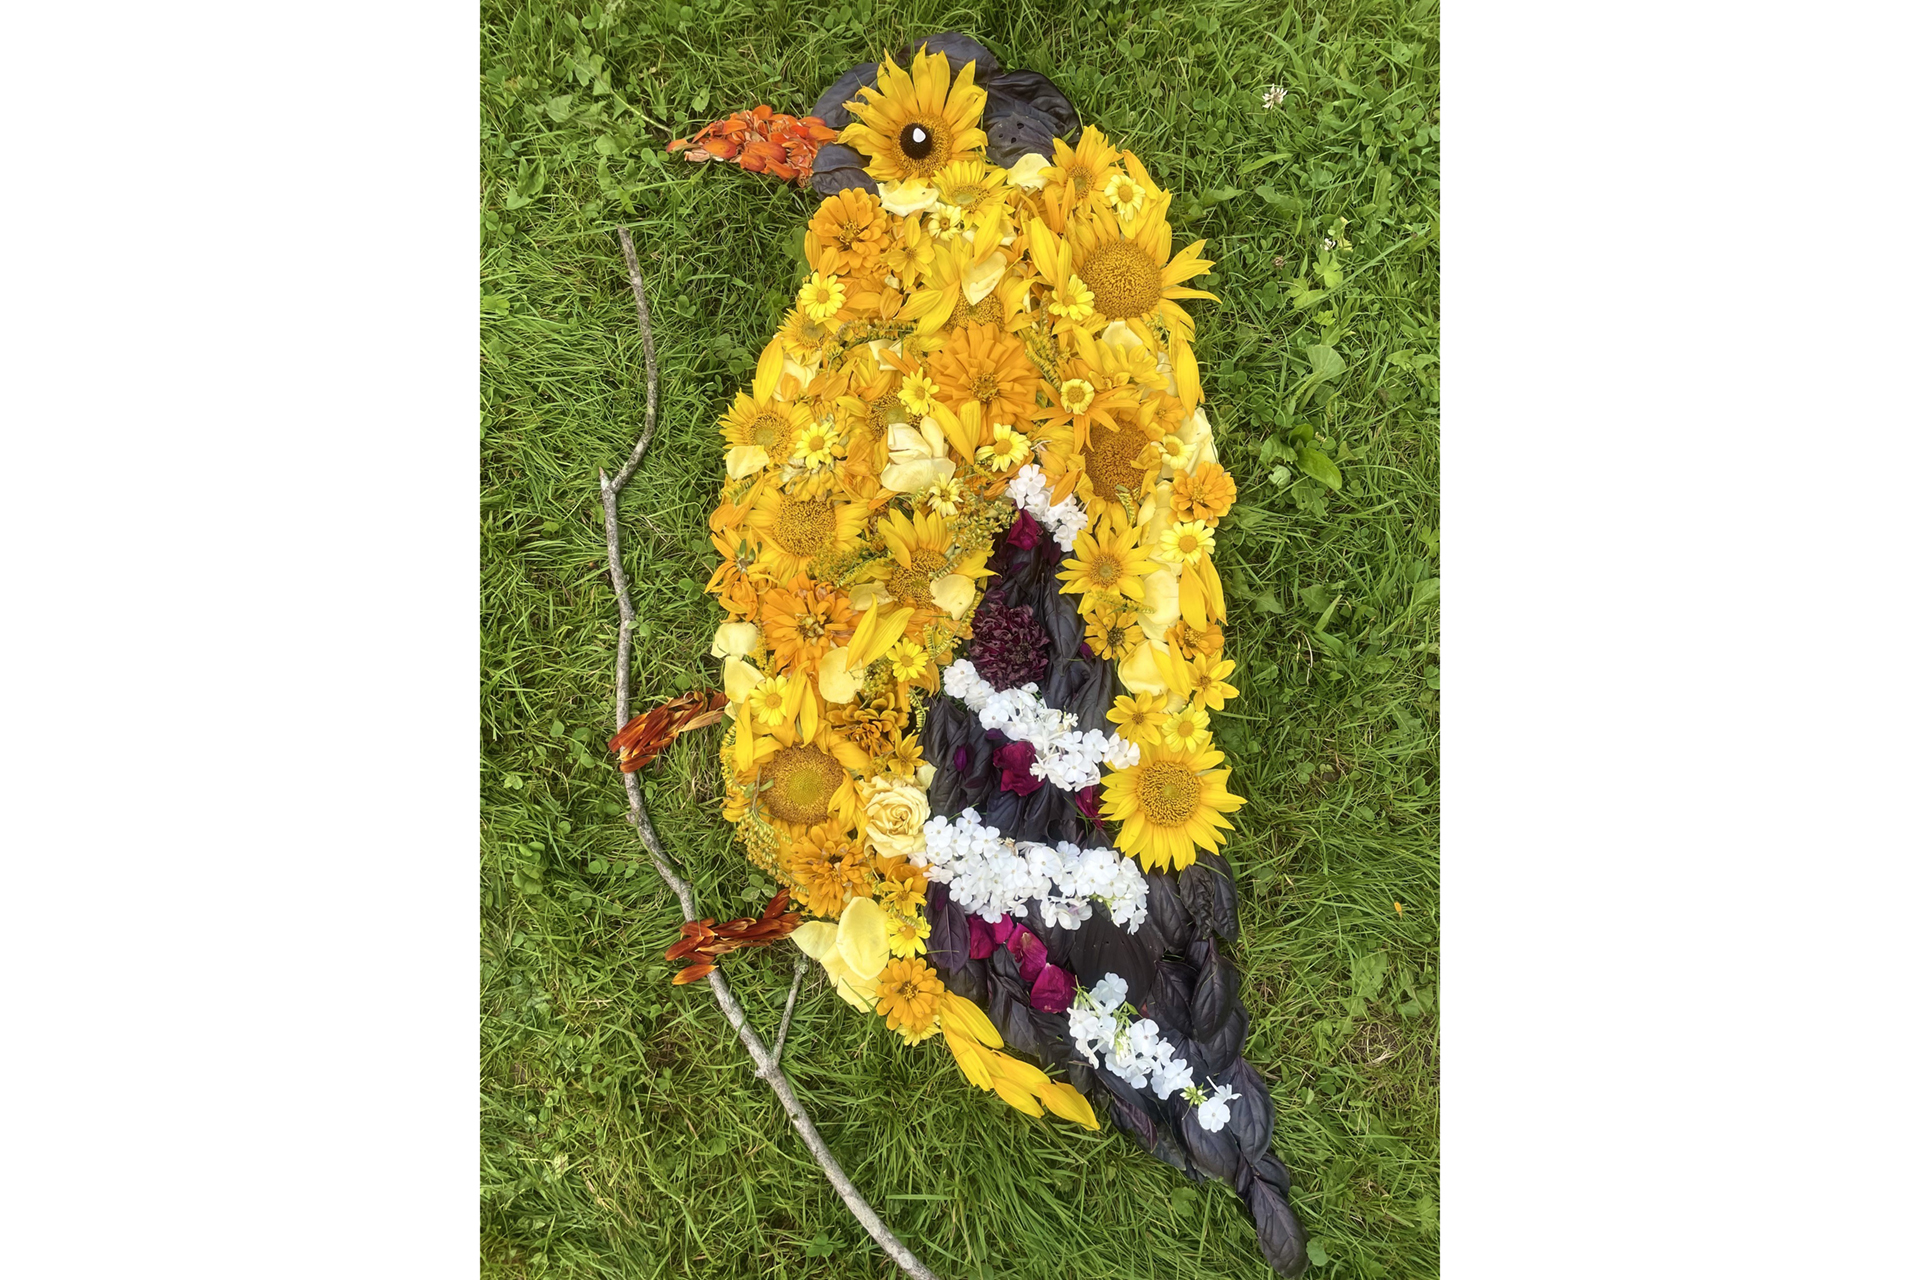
[760,577,859,676]
[933,157,1008,209]
[926,324,1044,428]
[1076,410,1167,522]
[743,483,867,581]
[780,823,875,919]
[741,715,871,837]
[838,48,989,183]
[1030,197,1217,350]
[846,507,995,663]
[1057,519,1155,604]
[719,390,813,481]
[777,306,836,370]
[806,187,890,280]
[873,956,945,1043]
[1102,739,1246,872]
[1032,359,1138,452]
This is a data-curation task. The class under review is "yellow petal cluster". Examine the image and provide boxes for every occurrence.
[702,47,1247,1118]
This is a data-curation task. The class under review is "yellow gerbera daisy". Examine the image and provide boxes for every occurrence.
[1102,739,1246,872]
[1058,519,1155,604]
[838,48,989,183]
[719,391,813,481]
[845,508,996,663]
[743,483,867,581]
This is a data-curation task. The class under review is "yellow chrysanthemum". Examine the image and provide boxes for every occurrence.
[1108,691,1169,746]
[874,956,945,1043]
[923,474,965,516]
[743,483,867,581]
[1058,520,1156,603]
[838,48,990,183]
[975,423,1032,472]
[1101,740,1246,872]
[781,823,874,919]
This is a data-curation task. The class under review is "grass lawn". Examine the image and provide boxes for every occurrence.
[481,2,1438,1277]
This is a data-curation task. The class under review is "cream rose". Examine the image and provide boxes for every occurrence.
[864,775,930,861]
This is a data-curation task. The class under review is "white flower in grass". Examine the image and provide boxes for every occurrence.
[1262,84,1287,110]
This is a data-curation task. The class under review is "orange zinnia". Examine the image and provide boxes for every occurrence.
[926,324,1044,428]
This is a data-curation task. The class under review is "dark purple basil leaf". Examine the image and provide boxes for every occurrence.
[1178,1102,1242,1183]
[1188,849,1241,942]
[1192,1006,1249,1076]
[1142,957,1197,1038]
[927,889,971,976]
[1253,1151,1293,1197]
[984,100,1066,168]
[809,64,878,129]
[1007,923,1049,983]
[946,956,987,1005]
[1223,1058,1275,1161]
[1187,937,1232,1041]
[895,32,1001,80]
[984,69,1081,137]
[1179,858,1219,937]
[1144,871,1193,952]
[1030,962,1073,1013]
[1093,1067,1159,1158]
[966,913,996,960]
[807,143,878,197]
[1067,1060,1096,1097]
[1246,1175,1308,1277]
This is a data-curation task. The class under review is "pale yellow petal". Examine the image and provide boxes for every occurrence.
[929,572,975,619]
[724,444,770,479]
[710,622,759,659]
[837,896,890,981]
[817,645,864,703]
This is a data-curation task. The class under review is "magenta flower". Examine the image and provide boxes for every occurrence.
[1029,963,1073,1013]
[993,740,1043,796]
[1004,509,1041,549]
[967,913,996,960]
[1007,923,1049,984]
[989,915,1018,946]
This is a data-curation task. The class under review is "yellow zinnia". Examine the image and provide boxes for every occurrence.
[1102,739,1246,872]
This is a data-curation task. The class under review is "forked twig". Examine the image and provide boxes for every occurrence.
[599,227,940,1280]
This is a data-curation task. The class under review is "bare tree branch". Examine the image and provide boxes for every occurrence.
[762,955,808,1077]
[599,228,941,1280]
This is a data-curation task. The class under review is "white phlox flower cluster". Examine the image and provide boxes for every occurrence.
[917,808,1149,932]
[1066,973,1196,1102]
[1006,463,1090,551]
[944,659,1138,791]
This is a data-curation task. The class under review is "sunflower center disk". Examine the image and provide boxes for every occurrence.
[1139,759,1202,825]
[775,498,835,555]
[1080,239,1160,319]
[751,412,792,452]
[900,122,935,160]
[888,547,950,610]
[1085,421,1153,502]
[764,745,843,825]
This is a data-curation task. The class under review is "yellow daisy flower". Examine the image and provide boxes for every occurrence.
[1156,519,1216,567]
[889,638,931,683]
[1058,519,1155,604]
[1188,651,1239,711]
[1162,703,1210,753]
[743,483,868,581]
[792,417,842,469]
[976,423,1032,472]
[899,369,941,416]
[797,271,847,321]
[1107,692,1169,746]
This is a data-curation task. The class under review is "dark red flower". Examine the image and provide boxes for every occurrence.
[967,913,996,960]
[1007,924,1049,984]
[993,739,1043,796]
[971,589,1051,691]
[1004,509,1042,550]
[989,915,1018,947]
[1030,963,1074,1013]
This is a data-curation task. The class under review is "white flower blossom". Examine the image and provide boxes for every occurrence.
[942,660,1131,794]
[917,809,1148,932]
[1261,84,1287,111]
[1005,463,1089,550]
[1068,975,1198,1100]
[1195,1081,1242,1132]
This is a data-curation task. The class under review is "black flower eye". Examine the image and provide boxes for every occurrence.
[900,123,934,159]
